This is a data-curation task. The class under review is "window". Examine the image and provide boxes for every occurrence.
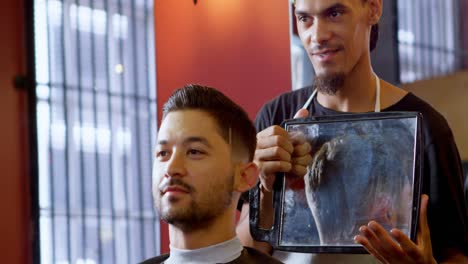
[397,0,463,83]
[33,0,158,263]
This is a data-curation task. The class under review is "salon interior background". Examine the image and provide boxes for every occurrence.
[1,0,467,263]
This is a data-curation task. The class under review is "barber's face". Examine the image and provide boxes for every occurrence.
[294,0,371,78]
[152,110,235,230]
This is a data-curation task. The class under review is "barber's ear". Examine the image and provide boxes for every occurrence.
[234,162,259,193]
[367,0,383,25]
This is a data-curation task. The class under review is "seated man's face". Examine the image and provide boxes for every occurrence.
[152,110,235,231]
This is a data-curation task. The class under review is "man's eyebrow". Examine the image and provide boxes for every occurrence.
[157,137,213,148]
[157,140,168,145]
[295,3,349,16]
[294,10,309,17]
[321,3,349,15]
[183,137,213,148]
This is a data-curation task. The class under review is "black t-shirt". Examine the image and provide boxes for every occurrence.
[250,86,468,260]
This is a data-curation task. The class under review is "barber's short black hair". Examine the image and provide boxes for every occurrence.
[162,84,257,161]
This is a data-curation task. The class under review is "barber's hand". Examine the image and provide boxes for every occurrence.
[254,109,311,192]
[290,109,313,178]
[354,195,437,264]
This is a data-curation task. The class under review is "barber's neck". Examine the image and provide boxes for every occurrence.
[317,55,377,113]
[169,204,237,250]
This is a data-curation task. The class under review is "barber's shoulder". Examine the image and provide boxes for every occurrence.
[279,86,312,104]
[409,94,451,129]
[390,88,454,144]
[262,86,311,107]
[255,86,312,130]
[259,86,312,118]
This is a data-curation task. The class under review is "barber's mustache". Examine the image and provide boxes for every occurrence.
[158,178,195,193]
[309,44,344,54]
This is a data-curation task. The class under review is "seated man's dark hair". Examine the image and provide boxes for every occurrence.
[162,84,257,161]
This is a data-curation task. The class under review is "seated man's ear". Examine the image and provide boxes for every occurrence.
[234,162,259,193]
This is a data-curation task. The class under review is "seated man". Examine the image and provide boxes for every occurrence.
[141,84,282,264]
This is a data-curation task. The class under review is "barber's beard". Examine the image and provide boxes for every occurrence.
[155,175,234,233]
[313,72,346,95]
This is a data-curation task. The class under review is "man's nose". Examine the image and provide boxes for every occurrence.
[165,151,186,178]
[311,19,332,45]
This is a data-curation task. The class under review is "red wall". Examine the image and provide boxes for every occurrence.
[0,0,31,263]
[154,0,292,120]
[154,0,292,253]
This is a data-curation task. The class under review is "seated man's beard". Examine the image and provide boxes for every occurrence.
[156,177,234,233]
[313,73,346,95]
